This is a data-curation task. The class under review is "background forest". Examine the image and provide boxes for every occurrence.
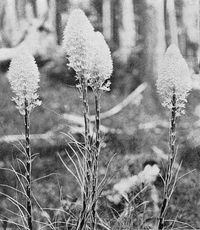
[0,0,200,229]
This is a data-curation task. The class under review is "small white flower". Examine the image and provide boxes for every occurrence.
[63,9,94,77]
[89,32,113,91]
[113,165,159,197]
[156,44,192,115]
[138,164,160,184]
[114,175,139,196]
[8,46,41,114]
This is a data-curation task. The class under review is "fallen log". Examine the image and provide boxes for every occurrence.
[0,123,121,144]
[62,83,147,124]
[0,83,151,144]
[0,83,147,144]
[91,82,147,120]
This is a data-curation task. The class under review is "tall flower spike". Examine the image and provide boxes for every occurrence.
[8,46,41,114]
[89,32,113,92]
[156,44,192,115]
[63,9,95,77]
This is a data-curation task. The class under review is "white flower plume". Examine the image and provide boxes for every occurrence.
[63,9,94,76]
[113,164,159,198]
[113,175,139,198]
[8,46,41,114]
[89,32,113,91]
[156,44,192,115]
[138,164,160,184]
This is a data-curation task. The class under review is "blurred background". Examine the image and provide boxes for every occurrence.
[0,0,200,228]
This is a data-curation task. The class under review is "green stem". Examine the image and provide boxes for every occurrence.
[24,99,32,230]
[158,92,177,230]
[91,92,101,230]
[76,76,91,230]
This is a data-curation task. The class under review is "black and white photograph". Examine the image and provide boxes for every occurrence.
[0,0,200,229]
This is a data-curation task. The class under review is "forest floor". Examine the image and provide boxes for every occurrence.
[0,68,200,228]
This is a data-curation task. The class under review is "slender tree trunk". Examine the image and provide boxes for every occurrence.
[102,0,112,41]
[119,0,136,63]
[4,0,19,46]
[28,0,37,17]
[164,0,170,46]
[166,0,178,45]
[36,0,48,19]
[55,0,62,45]
[69,0,90,10]
[182,0,199,71]
[139,0,166,114]
[16,0,26,19]
[24,99,32,230]
[142,0,166,79]
[0,0,6,46]
[198,0,200,69]
[48,0,60,45]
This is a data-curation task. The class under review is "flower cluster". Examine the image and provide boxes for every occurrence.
[113,164,160,198]
[156,44,192,115]
[138,164,160,184]
[88,32,113,92]
[8,46,41,114]
[63,9,113,91]
[63,9,94,77]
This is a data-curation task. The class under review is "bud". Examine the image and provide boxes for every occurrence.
[8,46,41,114]
[156,44,192,115]
[89,32,113,91]
[63,9,94,76]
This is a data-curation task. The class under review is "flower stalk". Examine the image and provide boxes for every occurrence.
[76,75,91,230]
[156,44,192,229]
[158,91,177,230]
[63,10,112,229]
[24,98,32,230]
[63,9,95,229]
[8,46,41,230]
[91,91,101,230]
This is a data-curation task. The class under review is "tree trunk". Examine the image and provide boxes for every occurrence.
[118,0,136,63]
[182,0,199,72]
[16,0,26,19]
[28,0,37,17]
[139,0,166,114]
[69,0,90,10]
[141,0,166,81]
[166,0,178,45]
[55,0,62,45]
[102,0,112,42]
[4,0,21,46]
[48,0,57,45]
[0,0,6,46]
[36,0,48,19]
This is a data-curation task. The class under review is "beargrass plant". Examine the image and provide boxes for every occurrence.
[63,9,95,229]
[7,46,41,230]
[63,9,113,230]
[88,31,113,229]
[156,44,192,230]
